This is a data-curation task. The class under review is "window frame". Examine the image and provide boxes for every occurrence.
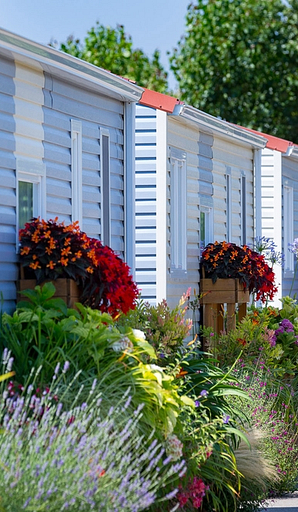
[71,119,83,227]
[226,171,232,241]
[100,127,111,247]
[16,158,46,251]
[241,173,247,245]
[169,147,187,274]
[284,185,294,273]
[200,205,213,255]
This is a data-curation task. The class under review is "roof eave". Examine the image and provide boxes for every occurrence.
[174,105,267,149]
[0,28,144,103]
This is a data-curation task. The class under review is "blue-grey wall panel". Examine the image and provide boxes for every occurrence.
[0,55,16,313]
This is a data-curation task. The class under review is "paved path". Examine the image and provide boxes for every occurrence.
[261,492,298,511]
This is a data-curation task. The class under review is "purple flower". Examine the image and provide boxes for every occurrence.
[200,390,208,397]
[223,414,230,424]
[280,319,294,333]
[195,400,201,407]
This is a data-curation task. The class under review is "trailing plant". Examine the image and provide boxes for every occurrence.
[19,217,138,316]
[201,241,277,303]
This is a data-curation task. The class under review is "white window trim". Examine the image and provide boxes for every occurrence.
[16,157,46,251]
[170,148,187,274]
[100,127,111,247]
[71,119,83,227]
[284,185,294,273]
[241,173,247,245]
[226,172,232,241]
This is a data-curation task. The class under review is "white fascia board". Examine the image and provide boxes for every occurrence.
[174,104,267,149]
[0,28,143,103]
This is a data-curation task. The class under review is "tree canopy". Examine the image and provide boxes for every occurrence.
[169,0,298,141]
[60,22,168,93]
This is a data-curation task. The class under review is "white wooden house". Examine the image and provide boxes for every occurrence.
[244,129,298,304]
[135,89,267,308]
[0,28,143,313]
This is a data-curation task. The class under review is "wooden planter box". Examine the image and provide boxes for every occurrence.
[200,277,249,334]
[17,278,81,309]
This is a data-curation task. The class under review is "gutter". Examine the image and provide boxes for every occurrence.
[172,104,267,149]
[0,28,144,103]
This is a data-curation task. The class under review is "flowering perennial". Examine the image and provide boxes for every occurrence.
[201,241,278,302]
[176,476,209,509]
[0,362,186,512]
[19,217,138,316]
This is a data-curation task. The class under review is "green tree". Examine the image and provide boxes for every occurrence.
[60,22,168,93]
[169,0,298,141]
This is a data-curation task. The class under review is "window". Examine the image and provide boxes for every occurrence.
[284,185,294,272]
[16,158,46,249]
[100,128,111,247]
[200,206,213,255]
[241,174,247,245]
[71,120,83,226]
[170,148,187,272]
[226,172,232,241]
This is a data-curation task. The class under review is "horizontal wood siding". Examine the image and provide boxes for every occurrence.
[43,74,125,255]
[212,137,254,245]
[166,118,213,309]
[0,56,16,313]
[282,155,298,296]
[135,104,157,302]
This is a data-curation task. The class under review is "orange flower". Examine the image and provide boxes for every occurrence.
[29,261,41,270]
[61,246,71,257]
[60,257,69,267]
[86,266,94,274]
[44,230,51,239]
[31,231,40,243]
[20,246,30,255]
[64,237,71,246]
[75,251,82,259]
[45,247,52,255]
[176,367,188,378]
[46,261,56,269]
[49,238,56,250]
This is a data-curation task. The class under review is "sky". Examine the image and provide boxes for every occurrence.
[0,0,191,89]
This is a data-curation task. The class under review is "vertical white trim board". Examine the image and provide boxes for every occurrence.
[156,109,167,303]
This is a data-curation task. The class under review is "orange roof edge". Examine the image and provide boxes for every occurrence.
[241,126,293,153]
[139,88,182,113]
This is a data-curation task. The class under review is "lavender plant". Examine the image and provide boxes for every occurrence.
[0,360,186,512]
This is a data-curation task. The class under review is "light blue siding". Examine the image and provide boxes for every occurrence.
[43,74,125,253]
[0,56,16,313]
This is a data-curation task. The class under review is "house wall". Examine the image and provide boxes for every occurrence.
[166,117,213,309]
[282,155,298,296]
[43,74,125,254]
[0,56,17,313]
[0,55,128,313]
[212,137,255,246]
